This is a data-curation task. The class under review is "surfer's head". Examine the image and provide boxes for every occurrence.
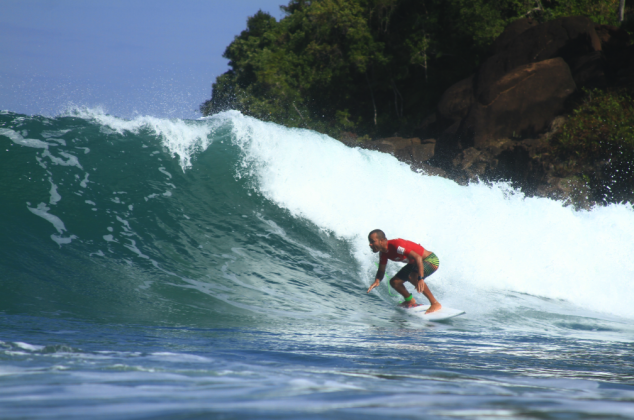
[368,229,387,253]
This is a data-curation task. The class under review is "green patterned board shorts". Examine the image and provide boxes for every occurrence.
[394,252,439,281]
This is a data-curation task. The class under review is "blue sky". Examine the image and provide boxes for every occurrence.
[0,0,286,119]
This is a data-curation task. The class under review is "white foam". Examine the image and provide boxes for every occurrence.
[149,352,212,363]
[28,203,78,246]
[80,173,90,188]
[14,342,44,351]
[52,234,77,246]
[124,239,150,259]
[48,178,62,205]
[221,112,634,320]
[103,235,116,242]
[27,203,66,234]
[42,149,83,169]
[0,128,50,148]
[41,129,72,141]
[158,167,172,179]
[68,108,218,170]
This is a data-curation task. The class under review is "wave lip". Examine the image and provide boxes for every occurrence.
[224,111,634,321]
[1,109,634,327]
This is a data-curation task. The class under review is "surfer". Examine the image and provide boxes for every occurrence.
[366,229,441,314]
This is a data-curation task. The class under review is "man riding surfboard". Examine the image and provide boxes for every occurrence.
[366,229,442,314]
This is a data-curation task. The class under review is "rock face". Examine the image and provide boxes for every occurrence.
[463,58,576,147]
[437,75,474,125]
[345,16,633,206]
[423,16,633,204]
[433,17,610,159]
[476,17,601,95]
[453,16,607,150]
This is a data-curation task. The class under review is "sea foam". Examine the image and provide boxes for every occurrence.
[223,112,634,320]
[72,109,634,320]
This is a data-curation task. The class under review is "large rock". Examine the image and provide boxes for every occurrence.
[489,18,539,54]
[475,16,601,101]
[595,24,631,52]
[463,58,576,147]
[412,140,436,162]
[567,51,607,87]
[372,137,421,154]
[437,75,474,124]
[595,25,634,87]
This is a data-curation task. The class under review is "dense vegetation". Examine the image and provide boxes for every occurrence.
[201,0,622,138]
[553,88,634,203]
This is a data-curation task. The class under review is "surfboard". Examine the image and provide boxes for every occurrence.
[401,304,465,321]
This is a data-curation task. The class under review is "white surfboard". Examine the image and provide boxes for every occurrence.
[402,304,465,321]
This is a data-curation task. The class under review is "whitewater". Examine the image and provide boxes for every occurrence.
[1,108,633,419]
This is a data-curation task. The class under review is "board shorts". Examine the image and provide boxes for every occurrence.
[394,253,439,281]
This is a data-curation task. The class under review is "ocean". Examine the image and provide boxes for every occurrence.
[1,108,633,419]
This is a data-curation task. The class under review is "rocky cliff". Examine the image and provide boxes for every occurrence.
[341,17,634,206]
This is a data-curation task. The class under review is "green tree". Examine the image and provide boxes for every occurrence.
[201,0,623,137]
[553,89,634,203]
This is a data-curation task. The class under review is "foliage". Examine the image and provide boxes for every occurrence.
[553,89,634,203]
[201,0,626,138]
[544,0,620,25]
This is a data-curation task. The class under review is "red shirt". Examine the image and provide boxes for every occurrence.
[379,239,426,265]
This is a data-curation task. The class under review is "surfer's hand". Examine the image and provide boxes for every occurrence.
[416,279,425,293]
[367,280,380,293]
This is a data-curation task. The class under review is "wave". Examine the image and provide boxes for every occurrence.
[1,108,633,332]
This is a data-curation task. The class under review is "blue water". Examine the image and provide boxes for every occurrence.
[1,109,634,419]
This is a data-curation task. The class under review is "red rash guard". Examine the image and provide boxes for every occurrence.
[379,239,426,265]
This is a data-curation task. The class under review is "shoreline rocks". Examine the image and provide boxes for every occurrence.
[341,16,633,207]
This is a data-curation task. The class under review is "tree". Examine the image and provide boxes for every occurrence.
[201,0,622,137]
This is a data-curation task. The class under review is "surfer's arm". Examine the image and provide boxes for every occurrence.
[408,251,426,293]
[367,264,386,293]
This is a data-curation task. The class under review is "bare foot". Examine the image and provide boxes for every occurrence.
[398,298,419,308]
[425,302,442,314]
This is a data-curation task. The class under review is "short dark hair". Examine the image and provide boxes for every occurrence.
[368,229,386,241]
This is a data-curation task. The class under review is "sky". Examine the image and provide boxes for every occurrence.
[0,0,287,119]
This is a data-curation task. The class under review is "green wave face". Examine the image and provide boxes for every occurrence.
[2,109,634,333]
[0,111,359,328]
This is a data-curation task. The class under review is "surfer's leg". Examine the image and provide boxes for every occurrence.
[420,281,442,314]
[389,276,411,298]
[409,254,442,314]
[390,264,417,307]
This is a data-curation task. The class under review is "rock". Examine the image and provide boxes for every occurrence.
[463,58,576,147]
[598,28,634,87]
[449,136,554,188]
[341,17,633,207]
[595,25,631,52]
[475,16,601,102]
[609,45,634,87]
[489,18,539,54]
[436,119,467,160]
[412,162,448,178]
[371,136,420,155]
[453,147,484,173]
[546,116,567,136]
[567,51,607,88]
[413,113,439,140]
[360,136,426,164]
[536,175,592,208]
[412,139,435,162]
[377,137,421,150]
[420,113,436,128]
[437,75,474,124]
[338,131,358,146]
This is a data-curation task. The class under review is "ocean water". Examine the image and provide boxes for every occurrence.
[1,108,633,419]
